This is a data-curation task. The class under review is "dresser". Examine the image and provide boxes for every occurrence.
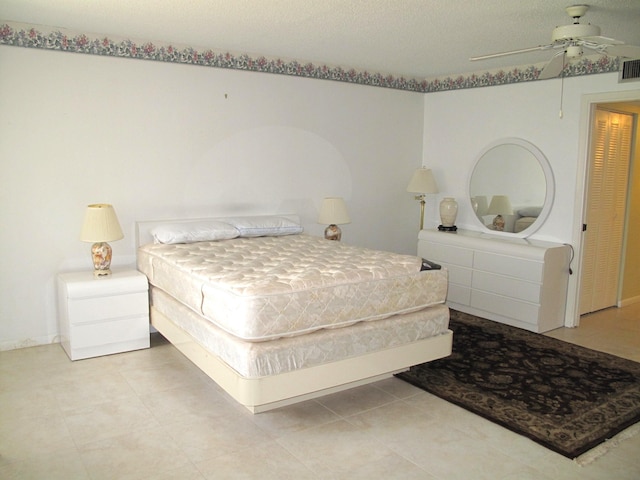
[57,269,150,360]
[418,229,571,333]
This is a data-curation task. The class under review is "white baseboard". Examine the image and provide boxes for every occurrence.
[0,334,60,352]
[618,296,640,308]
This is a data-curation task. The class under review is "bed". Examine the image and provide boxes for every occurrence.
[136,214,452,413]
[514,206,542,233]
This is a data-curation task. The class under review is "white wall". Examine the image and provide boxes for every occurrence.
[0,45,425,349]
[4,43,637,349]
[422,73,640,324]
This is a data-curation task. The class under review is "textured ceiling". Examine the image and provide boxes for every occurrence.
[1,0,639,80]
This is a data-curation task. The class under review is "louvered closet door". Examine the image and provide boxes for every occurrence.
[580,109,633,315]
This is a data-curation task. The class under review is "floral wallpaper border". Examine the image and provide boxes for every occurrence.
[0,22,620,93]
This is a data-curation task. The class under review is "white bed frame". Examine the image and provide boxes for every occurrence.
[136,216,453,413]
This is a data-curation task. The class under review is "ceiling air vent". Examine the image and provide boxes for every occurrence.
[619,59,640,83]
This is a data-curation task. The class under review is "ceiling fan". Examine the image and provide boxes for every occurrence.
[470,4,640,80]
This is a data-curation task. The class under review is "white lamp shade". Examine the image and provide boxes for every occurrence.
[80,204,124,242]
[318,197,351,225]
[487,195,513,215]
[407,168,439,194]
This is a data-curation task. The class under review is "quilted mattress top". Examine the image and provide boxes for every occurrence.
[138,234,447,341]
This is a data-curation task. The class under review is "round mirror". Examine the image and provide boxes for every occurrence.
[468,138,554,238]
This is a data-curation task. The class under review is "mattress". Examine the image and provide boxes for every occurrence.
[151,286,450,378]
[138,234,447,341]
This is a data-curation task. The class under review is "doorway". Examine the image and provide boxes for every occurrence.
[579,107,635,314]
[578,98,640,319]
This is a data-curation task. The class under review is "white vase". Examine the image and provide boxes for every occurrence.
[439,197,458,227]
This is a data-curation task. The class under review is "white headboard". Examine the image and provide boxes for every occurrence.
[135,214,301,248]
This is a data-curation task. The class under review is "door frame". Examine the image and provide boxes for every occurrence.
[568,89,640,327]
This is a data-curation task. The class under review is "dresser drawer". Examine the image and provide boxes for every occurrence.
[447,283,471,305]
[68,292,149,324]
[473,251,543,282]
[442,263,472,287]
[472,271,541,303]
[470,290,539,325]
[419,242,473,268]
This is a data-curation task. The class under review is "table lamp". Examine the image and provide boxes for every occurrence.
[407,167,438,230]
[318,197,351,241]
[487,195,513,231]
[80,204,124,276]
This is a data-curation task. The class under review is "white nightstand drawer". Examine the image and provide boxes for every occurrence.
[68,292,149,324]
[72,315,150,347]
[62,270,148,297]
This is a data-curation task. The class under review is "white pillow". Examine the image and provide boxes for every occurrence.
[227,216,303,237]
[151,220,239,244]
[517,206,543,218]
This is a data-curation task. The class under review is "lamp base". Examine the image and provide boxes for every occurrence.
[492,214,505,231]
[324,224,342,241]
[91,242,113,276]
[438,225,458,232]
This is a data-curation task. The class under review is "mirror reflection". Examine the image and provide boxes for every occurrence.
[469,139,552,237]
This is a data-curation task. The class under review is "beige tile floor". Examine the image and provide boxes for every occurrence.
[546,302,640,363]
[1,305,639,479]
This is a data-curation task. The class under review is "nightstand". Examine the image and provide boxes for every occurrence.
[57,268,150,360]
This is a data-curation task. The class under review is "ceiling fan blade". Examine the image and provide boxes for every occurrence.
[581,36,624,46]
[604,44,640,58]
[538,52,566,80]
[470,44,553,61]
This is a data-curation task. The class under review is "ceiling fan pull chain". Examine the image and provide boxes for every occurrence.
[559,52,566,119]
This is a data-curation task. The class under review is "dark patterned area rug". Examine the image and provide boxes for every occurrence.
[396,310,640,459]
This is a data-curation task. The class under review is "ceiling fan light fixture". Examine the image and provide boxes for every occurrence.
[566,44,583,59]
